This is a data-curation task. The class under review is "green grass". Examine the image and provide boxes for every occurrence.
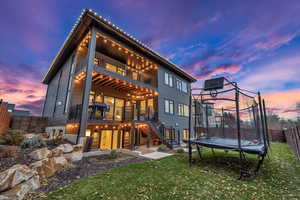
[44,143,300,200]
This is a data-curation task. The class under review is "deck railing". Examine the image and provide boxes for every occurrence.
[94,52,156,87]
[68,103,158,122]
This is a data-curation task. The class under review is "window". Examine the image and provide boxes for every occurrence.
[105,63,117,73]
[182,129,189,140]
[132,71,138,80]
[182,82,188,93]
[178,103,189,117]
[164,72,173,87]
[117,67,126,76]
[164,99,174,114]
[177,79,188,93]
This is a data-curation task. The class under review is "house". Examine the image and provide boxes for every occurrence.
[42,9,197,151]
[0,100,11,134]
[2,102,31,116]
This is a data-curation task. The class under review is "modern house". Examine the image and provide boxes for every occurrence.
[42,9,197,151]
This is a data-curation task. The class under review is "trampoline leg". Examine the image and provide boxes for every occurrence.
[238,151,249,179]
[255,155,265,173]
[196,145,202,159]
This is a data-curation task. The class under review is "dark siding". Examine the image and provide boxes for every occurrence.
[157,66,191,134]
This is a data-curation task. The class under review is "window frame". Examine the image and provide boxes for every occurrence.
[164,99,174,115]
[164,72,173,87]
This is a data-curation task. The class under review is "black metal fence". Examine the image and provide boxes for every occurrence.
[285,127,300,161]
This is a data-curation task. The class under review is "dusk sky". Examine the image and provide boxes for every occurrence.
[0,0,300,118]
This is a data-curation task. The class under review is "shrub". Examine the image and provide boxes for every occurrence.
[46,137,64,147]
[157,144,170,152]
[108,150,118,159]
[0,129,26,146]
[176,148,185,154]
[21,137,47,149]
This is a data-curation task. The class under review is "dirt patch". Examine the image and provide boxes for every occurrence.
[25,153,149,199]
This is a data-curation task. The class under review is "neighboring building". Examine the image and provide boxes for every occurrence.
[42,9,197,150]
[0,100,11,134]
[2,102,31,116]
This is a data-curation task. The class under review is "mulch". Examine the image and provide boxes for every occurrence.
[25,153,149,200]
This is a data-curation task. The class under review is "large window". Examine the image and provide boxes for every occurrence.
[178,103,189,117]
[176,79,188,93]
[105,63,126,76]
[164,99,174,114]
[164,72,173,87]
[114,98,124,121]
[182,129,189,140]
[103,96,114,120]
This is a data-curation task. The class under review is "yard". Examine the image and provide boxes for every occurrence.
[42,143,300,200]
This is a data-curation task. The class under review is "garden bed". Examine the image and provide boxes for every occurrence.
[25,153,148,200]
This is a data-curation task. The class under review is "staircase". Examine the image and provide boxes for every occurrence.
[145,121,180,149]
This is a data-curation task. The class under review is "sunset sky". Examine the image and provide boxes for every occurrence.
[0,0,299,118]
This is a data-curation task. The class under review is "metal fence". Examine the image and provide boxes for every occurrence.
[285,127,300,161]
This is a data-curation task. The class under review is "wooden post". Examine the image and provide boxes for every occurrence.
[76,27,97,144]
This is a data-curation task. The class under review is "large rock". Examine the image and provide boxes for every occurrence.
[53,156,71,168]
[0,164,35,192]
[73,144,84,152]
[57,143,74,153]
[0,175,40,200]
[30,157,71,179]
[64,151,83,162]
[30,158,56,179]
[51,148,64,157]
[29,147,52,160]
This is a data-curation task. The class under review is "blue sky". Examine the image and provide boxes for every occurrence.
[0,0,299,117]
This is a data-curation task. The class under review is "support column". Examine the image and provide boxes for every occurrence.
[130,122,135,150]
[76,27,97,144]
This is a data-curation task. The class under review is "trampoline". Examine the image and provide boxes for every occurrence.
[186,77,269,178]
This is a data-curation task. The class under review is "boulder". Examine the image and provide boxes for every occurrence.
[53,156,71,168]
[51,148,64,157]
[30,156,71,179]
[64,151,83,162]
[29,147,52,160]
[73,144,84,152]
[30,158,56,179]
[0,164,35,192]
[57,143,73,153]
[0,175,40,200]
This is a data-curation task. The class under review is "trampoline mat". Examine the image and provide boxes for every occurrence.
[185,137,265,155]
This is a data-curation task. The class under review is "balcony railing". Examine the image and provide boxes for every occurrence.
[68,103,158,122]
[94,52,156,87]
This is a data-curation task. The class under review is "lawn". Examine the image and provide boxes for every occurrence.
[43,143,300,200]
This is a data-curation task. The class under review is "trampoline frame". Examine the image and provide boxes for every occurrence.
[187,77,269,179]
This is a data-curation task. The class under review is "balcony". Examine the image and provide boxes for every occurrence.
[68,103,158,123]
[94,52,157,88]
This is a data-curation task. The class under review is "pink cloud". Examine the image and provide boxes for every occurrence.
[193,64,241,80]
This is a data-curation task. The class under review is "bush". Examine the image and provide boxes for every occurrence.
[46,137,64,147]
[176,148,185,154]
[108,150,118,159]
[21,137,47,149]
[0,129,26,146]
[157,144,170,152]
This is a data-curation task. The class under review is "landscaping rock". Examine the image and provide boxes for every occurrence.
[51,148,64,157]
[53,156,71,168]
[57,144,73,153]
[30,158,56,179]
[0,175,40,200]
[64,151,83,162]
[73,144,83,152]
[29,148,52,160]
[0,164,35,192]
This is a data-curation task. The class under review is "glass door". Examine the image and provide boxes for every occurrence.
[114,98,124,121]
[103,96,114,120]
[100,130,112,149]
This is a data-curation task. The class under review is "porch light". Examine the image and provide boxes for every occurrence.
[85,129,91,137]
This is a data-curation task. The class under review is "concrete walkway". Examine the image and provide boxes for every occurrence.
[141,151,173,160]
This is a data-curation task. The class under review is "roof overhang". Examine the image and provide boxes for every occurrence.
[42,9,197,84]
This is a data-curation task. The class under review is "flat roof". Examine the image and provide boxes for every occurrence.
[42,9,197,84]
